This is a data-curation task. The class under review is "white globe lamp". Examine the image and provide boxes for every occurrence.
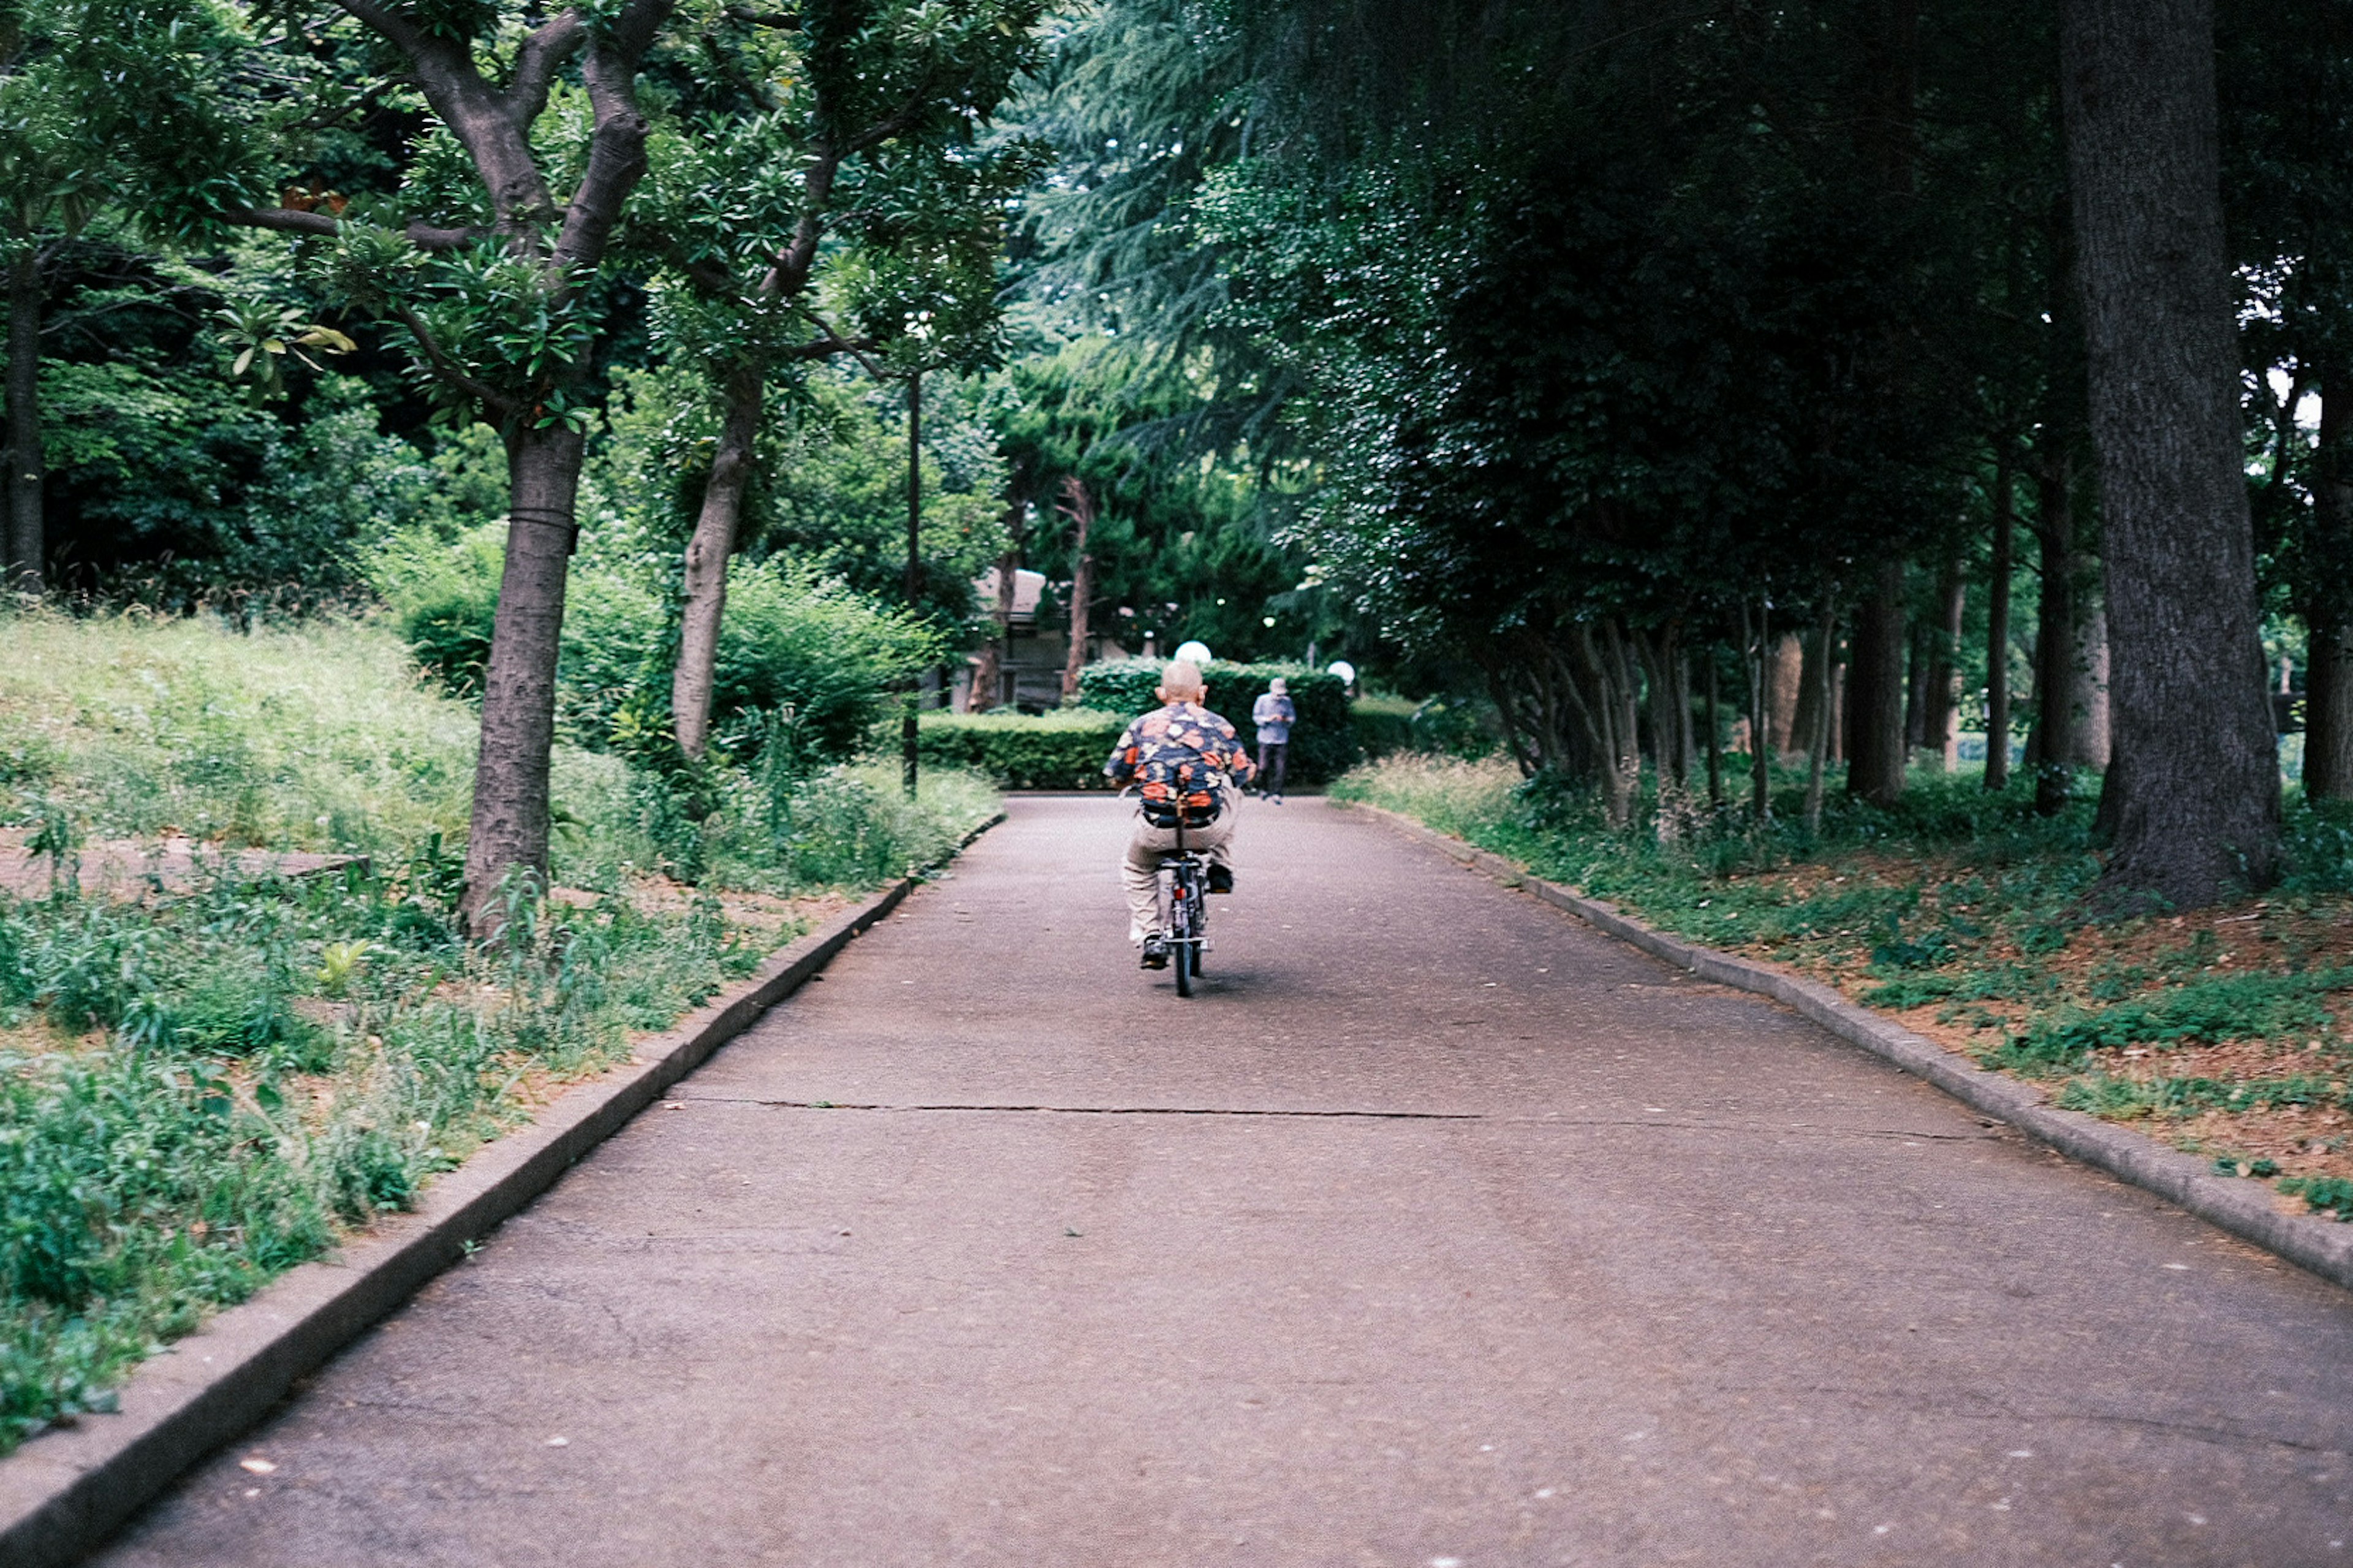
[1173,640,1214,667]
[1327,659,1357,688]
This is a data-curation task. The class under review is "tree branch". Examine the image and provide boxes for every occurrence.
[393,300,519,415]
[507,12,586,124]
[841,72,942,157]
[553,0,673,272]
[230,206,485,251]
[335,0,558,243]
[756,145,840,300]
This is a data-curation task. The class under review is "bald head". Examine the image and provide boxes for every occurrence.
[1157,659,1205,703]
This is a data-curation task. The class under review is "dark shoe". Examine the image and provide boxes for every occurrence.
[1207,864,1234,895]
[1270,794,1283,805]
[1140,935,1171,969]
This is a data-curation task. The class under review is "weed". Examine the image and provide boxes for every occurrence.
[2281,1175,2353,1219]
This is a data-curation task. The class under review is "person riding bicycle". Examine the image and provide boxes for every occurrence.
[1104,659,1256,969]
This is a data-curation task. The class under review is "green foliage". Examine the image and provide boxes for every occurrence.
[752,369,1009,630]
[2280,1175,2353,1221]
[0,855,768,1453]
[917,709,1127,790]
[1077,659,1356,782]
[1994,975,2344,1072]
[373,517,942,765]
[0,608,1002,1446]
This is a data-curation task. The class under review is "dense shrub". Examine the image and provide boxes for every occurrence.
[372,526,937,763]
[918,710,1127,789]
[1352,694,1416,758]
[1076,660,1358,783]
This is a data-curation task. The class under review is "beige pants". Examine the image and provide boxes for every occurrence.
[1122,807,1237,940]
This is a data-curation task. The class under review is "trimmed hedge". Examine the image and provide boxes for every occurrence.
[917,710,1128,789]
[1076,660,1358,784]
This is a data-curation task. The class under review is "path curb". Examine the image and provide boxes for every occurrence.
[0,813,1003,1568]
[1335,798,2353,1293]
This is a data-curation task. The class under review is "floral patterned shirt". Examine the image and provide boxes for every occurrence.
[1104,701,1257,817]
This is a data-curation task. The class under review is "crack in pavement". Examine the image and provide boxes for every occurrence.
[667,1098,1999,1140]
[671,1097,1482,1121]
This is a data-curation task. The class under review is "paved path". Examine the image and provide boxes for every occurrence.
[93,797,2353,1567]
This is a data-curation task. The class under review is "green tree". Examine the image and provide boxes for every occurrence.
[0,0,251,588]
[633,0,1045,757]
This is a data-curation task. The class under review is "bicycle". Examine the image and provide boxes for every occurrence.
[1156,811,1209,997]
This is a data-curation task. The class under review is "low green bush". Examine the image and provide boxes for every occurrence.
[371,524,938,766]
[1352,694,1416,759]
[1077,659,1358,783]
[918,710,1127,789]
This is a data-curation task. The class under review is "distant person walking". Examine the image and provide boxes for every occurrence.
[1251,678,1296,803]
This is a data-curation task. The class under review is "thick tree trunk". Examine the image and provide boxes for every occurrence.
[671,367,763,760]
[1986,448,2016,789]
[1845,561,1908,805]
[463,424,585,932]
[2305,369,2353,799]
[1058,476,1094,704]
[4,246,42,592]
[2309,628,2353,800]
[2063,0,2278,903]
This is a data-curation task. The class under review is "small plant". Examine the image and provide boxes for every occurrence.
[2280,1175,2353,1221]
[316,940,374,996]
[26,800,78,894]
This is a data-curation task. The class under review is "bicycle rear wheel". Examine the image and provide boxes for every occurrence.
[1172,872,1194,997]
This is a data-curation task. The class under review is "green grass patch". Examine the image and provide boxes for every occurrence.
[0,609,1001,1450]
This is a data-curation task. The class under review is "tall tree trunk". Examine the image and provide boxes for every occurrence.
[1985,445,2016,789]
[1745,597,1772,821]
[2305,367,2353,800]
[2031,454,2079,816]
[1804,596,1838,833]
[1639,625,1689,789]
[463,424,585,931]
[670,367,763,760]
[1791,625,1836,761]
[1768,634,1803,758]
[1845,561,1908,805]
[1057,476,1095,704]
[4,245,42,592]
[1705,651,1724,807]
[2067,596,2112,768]
[967,499,1025,714]
[2309,629,2353,800]
[1903,621,1932,755]
[2063,0,2279,905]
[1925,548,1965,769]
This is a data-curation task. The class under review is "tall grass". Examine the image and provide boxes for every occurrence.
[0,608,1001,1450]
[0,607,474,854]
